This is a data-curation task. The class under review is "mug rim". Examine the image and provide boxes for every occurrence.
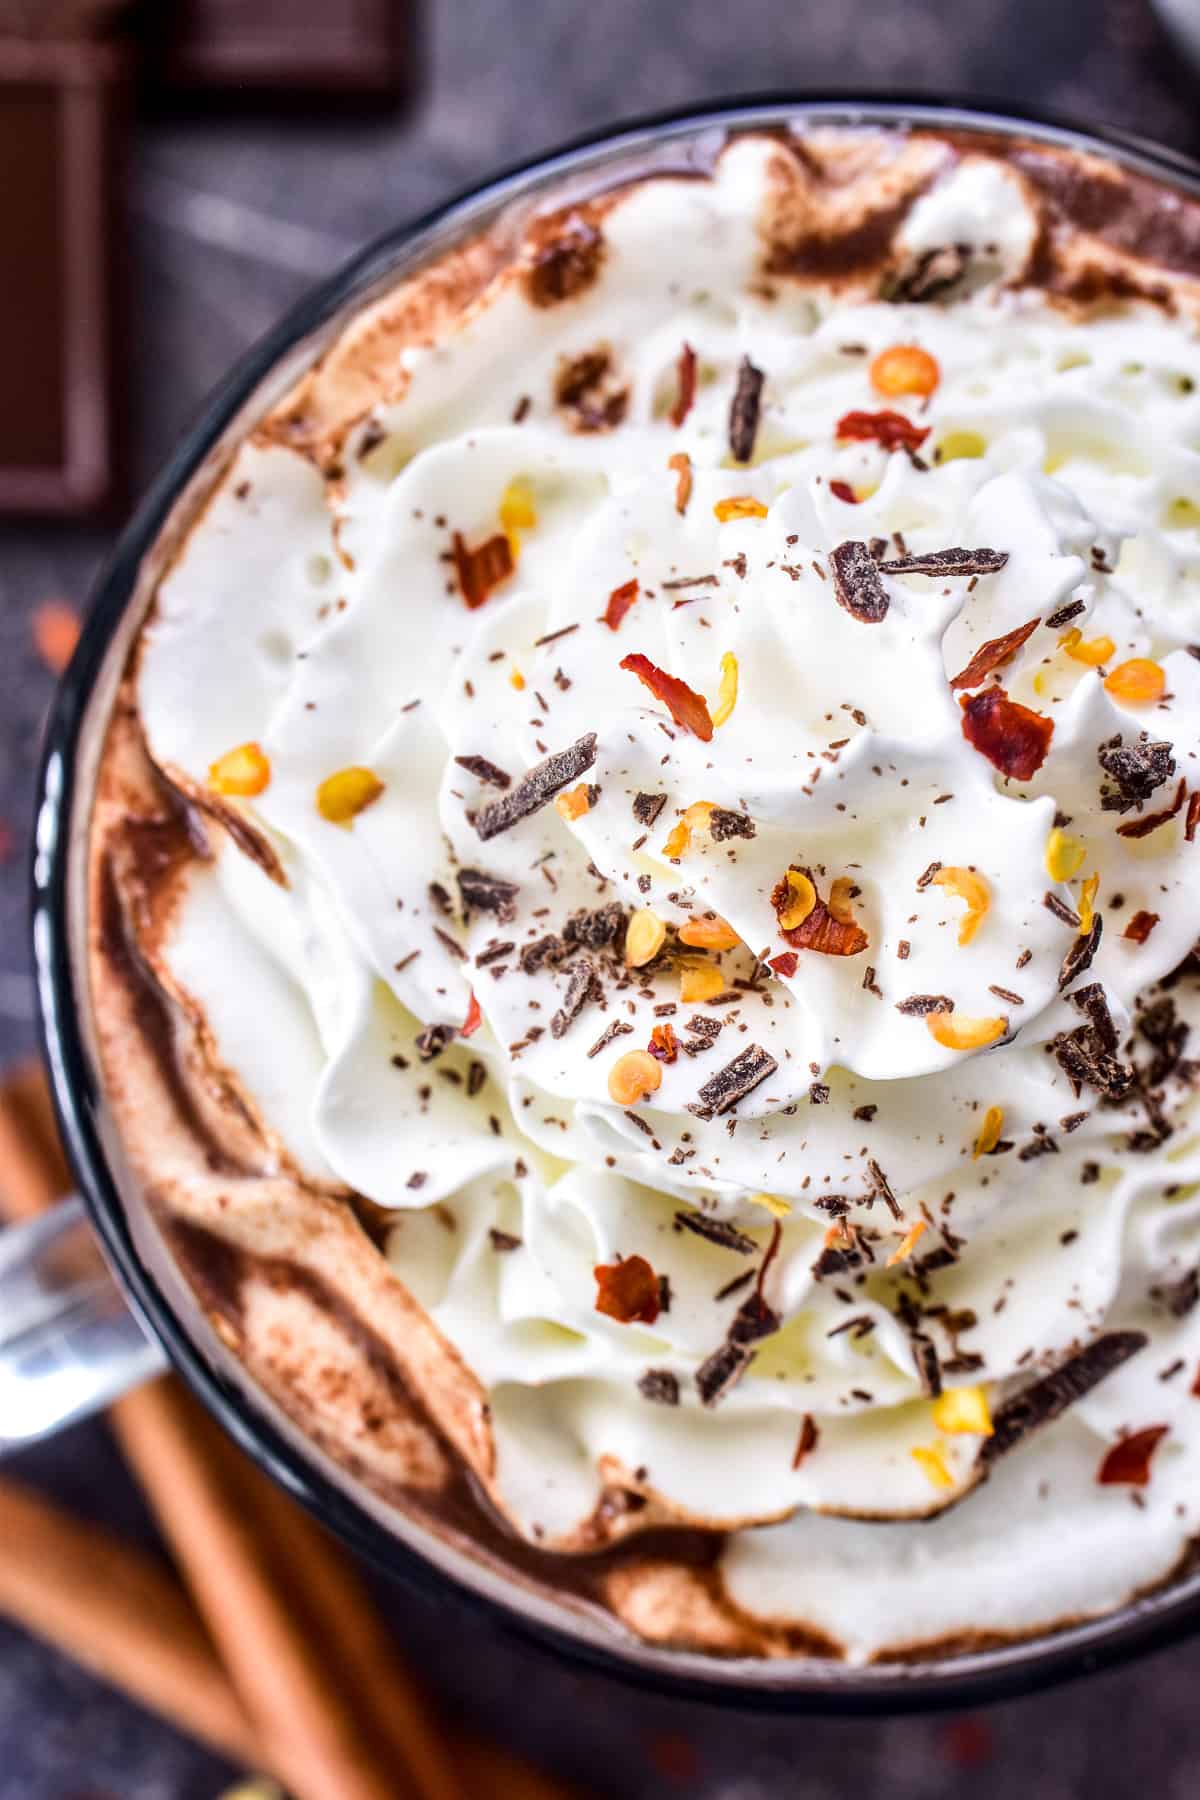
[31,90,1200,1713]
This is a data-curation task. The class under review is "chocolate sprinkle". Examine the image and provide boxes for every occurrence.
[830,540,889,624]
[1059,915,1103,992]
[728,356,764,463]
[550,957,599,1038]
[457,867,520,922]
[981,1331,1148,1464]
[638,1369,680,1406]
[674,1211,757,1256]
[895,994,953,1016]
[454,754,511,789]
[694,1044,778,1115]
[911,1333,943,1400]
[474,733,598,840]
[877,547,1009,578]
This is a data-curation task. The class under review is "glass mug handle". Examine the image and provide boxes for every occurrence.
[0,1197,166,1452]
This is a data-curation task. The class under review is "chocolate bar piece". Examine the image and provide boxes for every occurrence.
[142,0,410,100]
[0,36,128,518]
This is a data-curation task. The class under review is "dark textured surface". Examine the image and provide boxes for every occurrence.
[4,1,1200,1793]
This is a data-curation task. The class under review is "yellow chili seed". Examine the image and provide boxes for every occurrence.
[870,344,940,398]
[1104,657,1166,705]
[607,1050,663,1106]
[713,496,768,522]
[1078,871,1100,935]
[933,1385,994,1436]
[911,1443,956,1491]
[316,766,384,824]
[678,913,740,951]
[972,1104,1004,1160]
[554,783,592,822]
[748,1193,793,1218]
[1045,828,1087,883]
[509,668,526,691]
[679,959,726,1003]
[777,869,817,931]
[662,821,690,859]
[886,1219,928,1266]
[925,1010,1008,1052]
[1066,632,1116,666]
[499,478,536,556]
[931,867,990,946]
[625,909,667,968]
[209,742,270,798]
[711,651,739,728]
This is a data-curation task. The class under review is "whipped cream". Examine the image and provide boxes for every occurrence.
[129,132,1200,1659]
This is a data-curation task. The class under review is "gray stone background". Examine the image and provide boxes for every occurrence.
[5,0,1200,1793]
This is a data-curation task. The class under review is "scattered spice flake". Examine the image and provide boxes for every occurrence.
[1098,736,1176,814]
[474,733,598,840]
[829,479,859,504]
[694,1044,778,1116]
[670,342,697,428]
[728,356,764,463]
[620,652,714,740]
[649,1023,679,1063]
[1124,909,1160,945]
[594,1255,661,1325]
[960,687,1054,780]
[769,951,799,978]
[1059,915,1103,993]
[32,599,81,674]
[1097,1424,1169,1487]
[454,753,511,789]
[835,409,930,452]
[949,616,1040,690]
[668,450,693,515]
[461,991,482,1037]
[675,1210,757,1255]
[1116,777,1187,839]
[887,1219,928,1266]
[638,1369,680,1406]
[604,577,640,632]
[792,1414,819,1469]
[880,547,1008,579]
[981,1331,1147,1464]
[830,540,889,624]
[451,530,514,610]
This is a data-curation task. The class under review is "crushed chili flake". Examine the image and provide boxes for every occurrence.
[594,1255,661,1325]
[451,530,514,610]
[649,1023,680,1063]
[772,872,868,957]
[1188,791,1200,843]
[949,617,1041,691]
[604,577,640,632]
[960,687,1054,780]
[461,991,482,1037]
[670,342,697,428]
[828,479,858,505]
[1097,1424,1169,1486]
[32,599,82,673]
[668,450,693,515]
[1116,777,1187,839]
[769,951,799,978]
[835,409,930,452]
[620,652,714,741]
[792,1414,819,1469]
[1124,910,1161,944]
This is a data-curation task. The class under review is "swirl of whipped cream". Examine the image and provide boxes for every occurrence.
[131,133,1200,1656]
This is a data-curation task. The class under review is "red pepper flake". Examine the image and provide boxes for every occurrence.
[773,892,869,958]
[451,531,514,610]
[960,687,1054,780]
[1192,1364,1200,1398]
[1187,790,1200,843]
[32,599,82,674]
[604,577,640,632]
[1097,1424,1169,1486]
[648,1022,679,1063]
[829,478,859,505]
[667,450,693,515]
[791,1413,819,1469]
[620,652,714,741]
[949,617,1041,691]
[670,342,697,428]
[594,1254,661,1325]
[1123,910,1160,944]
[461,990,482,1036]
[769,951,799,978]
[835,409,930,452]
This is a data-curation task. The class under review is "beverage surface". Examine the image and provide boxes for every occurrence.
[92,122,1200,1662]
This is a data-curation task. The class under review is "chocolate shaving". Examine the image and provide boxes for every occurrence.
[525,217,603,306]
[550,957,599,1038]
[728,356,764,463]
[877,547,1008,578]
[632,792,667,826]
[981,1332,1148,1464]
[660,573,719,590]
[587,1019,633,1058]
[1054,982,1133,1099]
[792,1414,820,1469]
[1116,777,1187,839]
[867,1158,902,1220]
[830,540,889,624]
[488,1228,522,1253]
[519,934,565,974]
[554,347,628,433]
[456,868,520,922]
[916,861,943,890]
[474,734,598,840]
[1099,735,1176,815]
[695,1340,752,1408]
[1153,1267,1199,1318]
[694,1044,777,1116]
[1046,599,1087,630]
[882,242,970,303]
[1044,892,1082,929]
[454,754,511,789]
[811,1240,865,1280]
[1059,915,1102,992]
[729,1293,782,1344]
[708,808,756,842]
[564,901,626,950]
[674,1211,757,1256]
[911,1333,943,1399]
[415,1023,456,1061]
[895,994,953,1016]
[638,1369,680,1406]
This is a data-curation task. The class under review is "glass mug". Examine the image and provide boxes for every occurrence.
[8,97,1200,1710]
